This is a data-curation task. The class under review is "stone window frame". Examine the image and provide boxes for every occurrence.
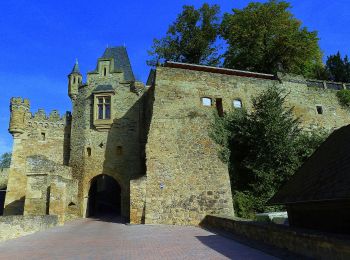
[316,105,324,115]
[93,92,114,130]
[201,97,213,107]
[233,99,243,109]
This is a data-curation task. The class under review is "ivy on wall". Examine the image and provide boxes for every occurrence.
[336,89,350,107]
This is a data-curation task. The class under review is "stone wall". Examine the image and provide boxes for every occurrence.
[4,101,71,216]
[0,215,58,242]
[23,155,79,223]
[0,168,9,189]
[200,215,350,260]
[70,67,145,220]
[144,67,235,225]
[130,176,146,224]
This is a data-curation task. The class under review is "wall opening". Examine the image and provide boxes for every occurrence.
[201,97,212,107]
[103,67,107,76]
[116,146,123,156]
[216,98,224,117]
[233,99,242,109]
[41,132,46,141]
[87,147,92,157]
[316,106,323,114]
[87,174,121,218]
[0,187,6,216]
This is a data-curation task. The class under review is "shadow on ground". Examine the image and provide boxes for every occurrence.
[196,228,311,260]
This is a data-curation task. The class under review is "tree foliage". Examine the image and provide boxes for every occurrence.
[147,3,221,66]
[0,153,11,169]
[220,0,323,77]
[325,52,350,83]
[210,86,327,218]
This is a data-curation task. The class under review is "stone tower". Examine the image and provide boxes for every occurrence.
[68,60,82,100]
[9,97,30,137]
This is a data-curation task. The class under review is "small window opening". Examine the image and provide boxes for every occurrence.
[103,67,107,76]
[41,132,46,141]
[233,99,242,109]
[316,106,323,115]
[216,98,224,117]
[99,142,104,148]
[201,97,212,107]
[68,202,76,207]
[87,147,92,157]
[116,146,123,156]
[73,77,76,84]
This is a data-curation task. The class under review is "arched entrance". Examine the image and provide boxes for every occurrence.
[0,186,6,216]
[88,175,121,217]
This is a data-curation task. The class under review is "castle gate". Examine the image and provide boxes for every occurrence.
[87,174,121,217]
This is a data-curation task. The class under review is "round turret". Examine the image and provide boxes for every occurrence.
[9,97,30,136]
[68,59,82,99]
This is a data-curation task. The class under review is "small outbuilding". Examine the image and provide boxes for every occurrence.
[269,125,350,234]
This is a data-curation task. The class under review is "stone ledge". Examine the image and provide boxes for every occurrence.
[0,215,58,242]
[199,215,350,260]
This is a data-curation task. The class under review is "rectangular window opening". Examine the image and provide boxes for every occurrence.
[201,97,212,107]
[87,147,92,157]
[233,99,242,109]
[316,106,323,115]
[216,98,224,117]
[41,132,46,141]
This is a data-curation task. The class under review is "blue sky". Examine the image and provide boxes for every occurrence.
[0,0,349,154]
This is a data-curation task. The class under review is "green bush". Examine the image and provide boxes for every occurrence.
[336,89,350,107]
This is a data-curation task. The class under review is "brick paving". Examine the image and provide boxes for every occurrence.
[0,218,277,259]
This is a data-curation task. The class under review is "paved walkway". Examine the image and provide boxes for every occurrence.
[0,218,277,259]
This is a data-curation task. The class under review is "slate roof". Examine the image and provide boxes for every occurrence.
[100,46,135,82]
[92,85,115,93]
[269,125,350,205]
[70,60,81,75]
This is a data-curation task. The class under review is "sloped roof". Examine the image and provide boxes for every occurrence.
[92,85,114,93]
[269,125,350,205]
[70,60,81,75]
[100,46,135,82]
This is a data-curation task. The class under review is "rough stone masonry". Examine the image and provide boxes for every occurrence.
[2,46,350,226]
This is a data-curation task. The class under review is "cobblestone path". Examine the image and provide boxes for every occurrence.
[0,218,277,259]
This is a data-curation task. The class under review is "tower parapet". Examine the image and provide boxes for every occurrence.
[9,97,30,136]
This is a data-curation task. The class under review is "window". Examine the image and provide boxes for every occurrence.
[97,97,111,120]
[93,93,114,130]
[103,67,107,76]
[73,77,76,84]
[316,106,323,115]
[87,147,92,157]
[201,97,212,107]
[216,98,224,117]
[41,132,46,141]
[116,146,123,156]
[233,99,242,108]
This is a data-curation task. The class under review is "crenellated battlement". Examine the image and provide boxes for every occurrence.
[28,109,71,129]
[9,97,71,136]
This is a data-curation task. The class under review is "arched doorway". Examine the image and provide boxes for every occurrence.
[0,187,6,216]
[88,175,121,217]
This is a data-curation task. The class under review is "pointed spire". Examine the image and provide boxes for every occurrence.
[70,59,81,75]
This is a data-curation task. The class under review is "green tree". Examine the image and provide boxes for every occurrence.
[0,153,11,169]
[220,0,323,77]
[326,52,350,82]
[210,86,327,218]
[148,3,221,66]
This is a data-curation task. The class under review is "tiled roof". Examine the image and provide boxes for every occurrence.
[93,85,114,93]
[269,125,350,205]
[101,46,135,82]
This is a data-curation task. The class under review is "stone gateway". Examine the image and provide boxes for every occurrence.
[2,46,350,225]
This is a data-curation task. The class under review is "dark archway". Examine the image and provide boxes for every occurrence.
[0,187,6,216]
[88,175,121,217]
